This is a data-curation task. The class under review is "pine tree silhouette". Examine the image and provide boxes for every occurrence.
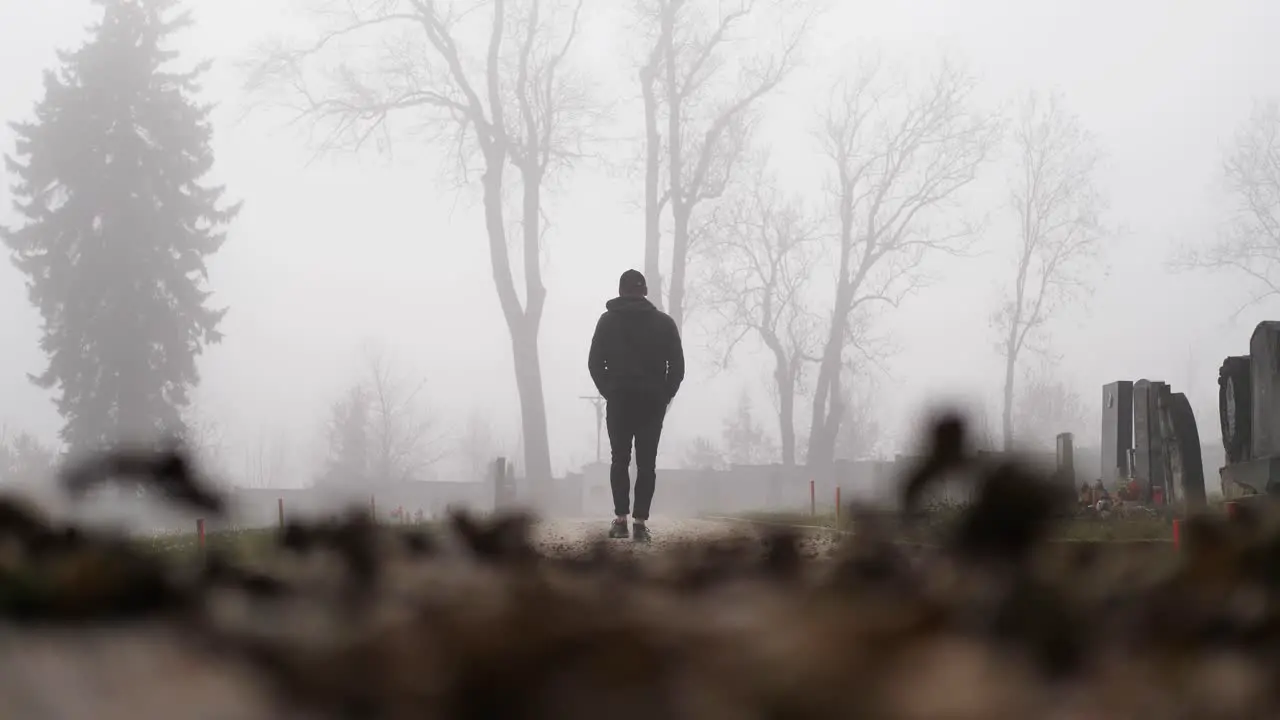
[2,0,238,454]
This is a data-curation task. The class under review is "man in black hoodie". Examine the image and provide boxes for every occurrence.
[588,269,684,543]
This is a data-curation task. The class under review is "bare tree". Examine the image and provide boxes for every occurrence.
[722,389,776,465]
[364,349,448,482]
[319,348,447,486]
[632,0,815,330]
[681,435,723,470]
[244,0,595,494]
[705,156,819,466]
[457,411,500,481]
[994,91,1106,450]
[0,425,58,486]
[317,384,371,487]
[833,369,883,461]
[807,58,1001,469]
[180,403,230,480]
[971,406,1001,452]
[1178,99,1280,309]
[244,432,291,488]
[1012,361,1089,451]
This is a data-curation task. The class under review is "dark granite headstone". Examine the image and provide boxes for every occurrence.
[1167,391,1206,507]
[1251,322,1280,459]
[1056,432,1074,484]
[1133,380,1152,487]
[1148,381,1170,501]
[1100,381,1133,485]
[1219,355,1252,464]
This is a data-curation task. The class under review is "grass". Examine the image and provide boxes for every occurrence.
[134,521,439,565]
[134,527,283,565]
[730,506,1178,542]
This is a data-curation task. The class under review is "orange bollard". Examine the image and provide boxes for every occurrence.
[196,518,206,549]
[810,480,816,516]
[835,486,842,522]
[1172,518,1182,551]
[278,497,285,529]
[1225,501,1239,520]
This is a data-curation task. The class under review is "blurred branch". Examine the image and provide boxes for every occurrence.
[1173,98,1280,312]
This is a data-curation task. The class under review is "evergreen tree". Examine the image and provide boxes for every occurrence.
[0,428,58,486]
[681,437,723,471]
[317,384,371,487]
[722,390,776,466]
[2,0,237,453]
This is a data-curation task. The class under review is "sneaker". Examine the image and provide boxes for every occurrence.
[632,523,651,544]
[608,519,629,539]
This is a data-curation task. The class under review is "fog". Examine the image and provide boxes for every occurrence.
[0,0,1277,503]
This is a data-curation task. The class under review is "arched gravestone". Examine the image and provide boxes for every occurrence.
[1219,355,1252,465]
[1109,379,1203,505]
[1166,391,1206,507]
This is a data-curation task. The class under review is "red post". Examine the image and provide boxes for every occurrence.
[196,518,206,549]
[277,497,285,529]
[1225,501,1239,520]
[809,480,815,516]
[1172,518,1182,551]
[835,486,842,522]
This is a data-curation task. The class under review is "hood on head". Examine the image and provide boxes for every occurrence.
[606,296,655,312]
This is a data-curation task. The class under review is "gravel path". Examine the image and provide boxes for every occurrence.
[532,516,843,558]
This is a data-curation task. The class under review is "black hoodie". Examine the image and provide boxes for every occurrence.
[588,296,684,402]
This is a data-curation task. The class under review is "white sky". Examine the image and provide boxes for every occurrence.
[1,0,1278,483]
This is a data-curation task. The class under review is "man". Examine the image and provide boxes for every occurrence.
[588,269,684,543]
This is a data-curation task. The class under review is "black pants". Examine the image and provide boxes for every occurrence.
[606,391,667,521]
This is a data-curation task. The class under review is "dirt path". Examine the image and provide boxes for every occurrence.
[532,516,843,558]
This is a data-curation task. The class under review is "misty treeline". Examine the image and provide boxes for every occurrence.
[0,0,1273,489]
[240,0,1109,474]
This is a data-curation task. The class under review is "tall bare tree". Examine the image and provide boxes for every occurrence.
[244,431,291,488]
[244,0,594,494]
[457,411,500,481]
[364,349,448,483]
[807,58,1001,469]
[180,402,230,481]
[833,369,883,461]
[705,157,819,466]
[633,0,813,330]
[1012,361,1089,451]
[722,388,777,465]
[994,91,1106,450]
[318,348,447,485]
[1178,99,1280,309]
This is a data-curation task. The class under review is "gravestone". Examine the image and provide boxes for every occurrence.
[1219,355,1252,464]
[1100,381,1133,485]
[1133,380,1152,489]
[1220,322,1280,496]
[1250,322,1280,459]
[1148,381,1171,501]
[1167,391,1207,507]
[1055,432,1075,484]
[492,457,517,511]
